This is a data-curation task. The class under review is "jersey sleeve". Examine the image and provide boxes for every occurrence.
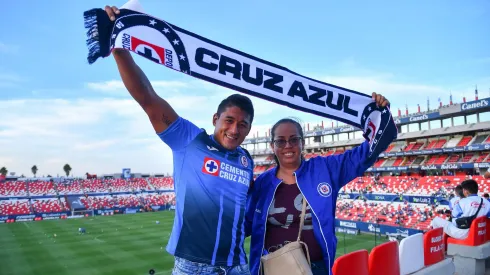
[156,116,203,151]
[452,202,463,218]
[318,141,378,190]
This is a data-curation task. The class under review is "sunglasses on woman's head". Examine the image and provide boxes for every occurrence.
[273,136,303,148]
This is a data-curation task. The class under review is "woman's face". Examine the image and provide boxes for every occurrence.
[271,122,304,168]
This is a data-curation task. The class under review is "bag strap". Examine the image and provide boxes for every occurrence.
[297,195,307,241]
[473,198,484,218]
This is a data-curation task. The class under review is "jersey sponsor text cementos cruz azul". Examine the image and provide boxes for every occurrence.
[158,117,253,266]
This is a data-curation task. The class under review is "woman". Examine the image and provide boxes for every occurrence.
[245,93,395,275]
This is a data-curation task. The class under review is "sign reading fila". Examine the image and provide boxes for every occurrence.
[423,228,445,266]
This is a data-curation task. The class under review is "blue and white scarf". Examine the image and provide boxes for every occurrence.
[83,0,397,158]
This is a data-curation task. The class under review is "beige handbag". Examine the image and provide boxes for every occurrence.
[260,197,313,275]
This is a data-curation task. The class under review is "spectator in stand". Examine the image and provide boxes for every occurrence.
[431,179,490,239]
[245,93,396,275]
[104,6,254,274]
[448,185,465,216]
[484,193,490,202]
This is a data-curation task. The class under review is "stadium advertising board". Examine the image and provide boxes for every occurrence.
[336,220,423,236]
[411,196,433,204]
[475,163,490,168]
[125,208,139,214]
[41,213,67,220]
[96,210,114,216]
[369,162,473,171]
[14,214,36,222]
[394,112,440,124]
[339,221,357,229]
[461,98,489,111]
[466,143,490,151]
[336,227,359,235]
[338,193,444,204]
[0,212,71,222]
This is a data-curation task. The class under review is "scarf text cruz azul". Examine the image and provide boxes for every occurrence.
[83,3,398,159]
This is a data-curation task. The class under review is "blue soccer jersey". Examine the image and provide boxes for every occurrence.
[158,117,253,266]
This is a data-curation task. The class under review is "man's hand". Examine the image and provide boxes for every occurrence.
[104,5,120,21]
[372,92,390,108]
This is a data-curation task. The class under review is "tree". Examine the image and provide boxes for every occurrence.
[31,165,38,177]
[0,167,7,176]
[63,164,72,177]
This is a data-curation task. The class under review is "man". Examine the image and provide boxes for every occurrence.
[445,185,464,221]
[448,185,465,213]
[104,6,254,275]
[431,179,490,239]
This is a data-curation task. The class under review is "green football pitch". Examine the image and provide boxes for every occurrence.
[0,212,385,275]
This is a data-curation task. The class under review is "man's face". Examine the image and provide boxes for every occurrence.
[213,106,252,150]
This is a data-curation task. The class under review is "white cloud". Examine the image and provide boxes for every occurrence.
[86,80,125,91]
[73,139,120,151]
[86,80,191,95]
[2,71,488,177]
[0,73,25,88]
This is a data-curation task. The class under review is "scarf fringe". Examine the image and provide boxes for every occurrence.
[83,8,112,64]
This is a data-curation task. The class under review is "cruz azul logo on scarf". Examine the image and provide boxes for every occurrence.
[84,3,398,159]
[110,15,190,73]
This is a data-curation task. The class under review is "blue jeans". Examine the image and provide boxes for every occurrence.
[311,260,329,275]
[172,256,250,275]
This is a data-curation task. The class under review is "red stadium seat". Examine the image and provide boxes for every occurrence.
[423,227,445,266]
[368,241,400,275]
[447,216,487,246]
[332,249,368,275]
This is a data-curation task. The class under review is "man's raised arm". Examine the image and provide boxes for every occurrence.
[106,5,178,133]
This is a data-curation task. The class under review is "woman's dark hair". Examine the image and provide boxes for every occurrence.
[270,118,304,168]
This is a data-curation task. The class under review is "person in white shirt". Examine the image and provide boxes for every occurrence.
[448,185,465,218]
[431,179,490,239]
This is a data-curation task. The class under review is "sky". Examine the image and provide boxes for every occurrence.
[0,0,489,177]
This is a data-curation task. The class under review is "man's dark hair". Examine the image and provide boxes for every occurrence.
[455,185,465,198]
[484,193,489,199]
[461,179,478,195]
[216,94,254,123]
[270,118,304,168]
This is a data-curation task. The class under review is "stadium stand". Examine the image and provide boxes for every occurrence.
[2,97,490,274]
[0,177,175,217]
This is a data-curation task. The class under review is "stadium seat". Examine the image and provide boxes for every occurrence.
[368,241,400,275]
[423,228,444,266]
[446,216,490,275]
[332,249,368,275]
[447,216,487,246]
[399,233,424,274]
